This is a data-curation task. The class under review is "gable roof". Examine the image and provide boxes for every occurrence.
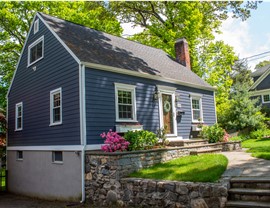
[38,12,213,90]
[250,64,270,90]
[251,64,270,78]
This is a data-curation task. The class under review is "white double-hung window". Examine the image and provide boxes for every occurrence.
[28,36,44,66]
[15,102,23,131]
[190,93,203,122]
[115,83,137,122]
[50,88,62,126]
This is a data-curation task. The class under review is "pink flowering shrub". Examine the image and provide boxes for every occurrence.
[100,129,130,152]
[223,130,230,142]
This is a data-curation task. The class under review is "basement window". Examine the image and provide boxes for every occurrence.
[52,151,63,163]
[17,151,23,160]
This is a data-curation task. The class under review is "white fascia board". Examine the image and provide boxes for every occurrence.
[82,62,216,92]
[7,14,38,97]
[249,66,270,90]
[7,13,81,97]
[250,89,270,97]
[7,145,83,151]
[37,13,80,64]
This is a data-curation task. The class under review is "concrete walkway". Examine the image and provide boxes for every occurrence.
[221,149,270,177]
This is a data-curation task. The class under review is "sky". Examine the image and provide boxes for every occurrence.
[122,2,270,71]
[215,1,270,70]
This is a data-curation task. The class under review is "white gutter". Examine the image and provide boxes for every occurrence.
[79,64,87,203]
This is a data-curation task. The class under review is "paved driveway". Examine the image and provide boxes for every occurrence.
[0,193,80,208]
[221,149,270,177]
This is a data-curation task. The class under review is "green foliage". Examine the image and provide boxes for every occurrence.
[227,83,265,131]
[200,124,225,143]
[0,2,122,109]
[130,154,228,182]
[242,138,270,160]
[156,127,169,146]
[249,129,270,140]
[124,130,158,151]
[110,1,256,77]
[255,59,270,69]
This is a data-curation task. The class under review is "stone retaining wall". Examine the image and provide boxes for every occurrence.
[85,141,241,207]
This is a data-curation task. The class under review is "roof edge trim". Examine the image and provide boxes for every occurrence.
[7,14,38,97]
[82,62,216,91]
[37,12,81,64]
[250,66,270,90]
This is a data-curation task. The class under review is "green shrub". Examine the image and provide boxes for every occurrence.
[124,130,158,151]
[156,127,169,146]
[249,129,270,140]
[200,124,225,143]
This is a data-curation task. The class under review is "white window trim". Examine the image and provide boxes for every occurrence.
[114,83,137,122]
[50,88,62,126]
[27,35,44,67]
[262,94,270,104]
[15,102,23,131]
[52,151,63,164]
[158,86,177,137]
[190,93,204,123]
[16,151,23,161]
[34,19,39,34]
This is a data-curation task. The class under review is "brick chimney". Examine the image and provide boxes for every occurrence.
[175,38,191,69]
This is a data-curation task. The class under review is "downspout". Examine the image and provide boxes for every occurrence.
[79,64,86,203]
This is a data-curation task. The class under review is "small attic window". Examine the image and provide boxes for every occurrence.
[28,36,44,67]
[34,19,39,34]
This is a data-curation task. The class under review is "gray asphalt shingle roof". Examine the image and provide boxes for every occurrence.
[251,64,270,77]
[39,13,213,89]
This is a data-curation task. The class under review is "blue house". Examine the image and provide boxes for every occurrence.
[250,65,270,109]
[7,13,216,201]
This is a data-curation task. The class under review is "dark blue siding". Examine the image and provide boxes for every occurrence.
[85,68,216,144]
[8,16,80,146]
[256,73,270,90]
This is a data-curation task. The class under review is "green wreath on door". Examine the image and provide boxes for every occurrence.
[163,100,171,113]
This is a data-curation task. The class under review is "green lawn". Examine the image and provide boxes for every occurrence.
[242,138,270,160]
[129,154,228,182]
[1,169,6,191]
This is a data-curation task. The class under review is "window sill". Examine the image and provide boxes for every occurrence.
[27,57,43,68]
[116,120,138,123]
[16,159,23,161]
[52,161,63,165]
[49,122,62,127]
[15,129,23,132]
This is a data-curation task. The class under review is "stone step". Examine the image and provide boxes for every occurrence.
[189,147,222,155]
[168,139,208,147]
[229,188,270,202]
[231,177,270,189]
[226,200,270,208]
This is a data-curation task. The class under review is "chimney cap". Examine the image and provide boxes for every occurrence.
[175,38,188,43]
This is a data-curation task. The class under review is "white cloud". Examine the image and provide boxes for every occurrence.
[215,16,270,70]
[121,23,144,38]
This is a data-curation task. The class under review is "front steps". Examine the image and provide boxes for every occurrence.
[226,177,270,207]
[168,139,224,156]
[190,147,222,155]
[168,139,208,147]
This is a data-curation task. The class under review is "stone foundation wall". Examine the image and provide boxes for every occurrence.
[85,141,240,207]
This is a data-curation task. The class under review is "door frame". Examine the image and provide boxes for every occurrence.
[157,85,177,137]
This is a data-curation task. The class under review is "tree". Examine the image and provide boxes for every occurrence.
[0,1,122,109]
[218,59,264,131]
[255,59,270,69]
[109,1,260,125]
[226,82,264,131]
[110,1,260,75]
